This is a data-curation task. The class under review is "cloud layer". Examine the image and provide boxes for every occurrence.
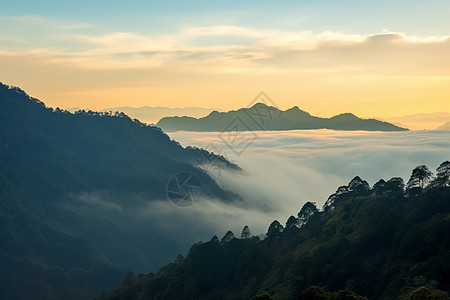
[170,129,450,233]
[53,129,450,272]
[1,18,450,115]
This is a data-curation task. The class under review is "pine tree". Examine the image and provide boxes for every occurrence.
[432,161,450,188]
[241,225,251,239]
[408,165,433,189]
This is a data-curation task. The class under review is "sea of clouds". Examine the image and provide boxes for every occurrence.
[168,129,450,237]
[59,129,450,272]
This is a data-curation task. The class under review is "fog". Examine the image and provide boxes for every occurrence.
[56,129,450,272]
[169,129,450,235]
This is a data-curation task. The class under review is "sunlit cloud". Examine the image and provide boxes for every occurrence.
[183,25,269,38]
[1,19,450,115]
[3,21,450,72]
[28,29,450,74]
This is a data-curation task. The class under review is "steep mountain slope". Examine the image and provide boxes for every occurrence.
[100,162,450,300]
[156,103,407,132]
[0,82,239,299]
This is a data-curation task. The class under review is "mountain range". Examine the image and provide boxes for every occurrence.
[156,103,408,132]
[0,82,239,299]
[382,112,450,131]
[438,121,450,130]
[100,162,450,300]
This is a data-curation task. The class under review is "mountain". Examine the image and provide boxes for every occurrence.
[100,162,450,300]
[438,121,450,130]
[0,82,239,299]
[383,112,450,131]
[156,103,407,132]
[66,106,220,125]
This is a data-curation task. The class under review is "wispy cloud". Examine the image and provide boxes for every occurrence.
[1,21,449,114]
[54,23,93,30]
[3,26,449,75]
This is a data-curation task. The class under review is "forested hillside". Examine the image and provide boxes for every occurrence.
[100,162,450,300]
[0,83,239,299]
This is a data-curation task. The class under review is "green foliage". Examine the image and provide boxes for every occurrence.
[100,166,450,300]
[407,165,433,193]
[241,225,252,239]
[300,286,330,300]
[408,286,434,300]
[0,82,238,299]
[299,286,367,300]
[251,291,274,300]
[432,161,450,188]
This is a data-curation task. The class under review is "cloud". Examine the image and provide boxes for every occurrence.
[51,129,450,272]
[2,22,450,74]
[54,23,93,30]
[183,25,268,38]
[169,129,450,231]
[1,23,450,115]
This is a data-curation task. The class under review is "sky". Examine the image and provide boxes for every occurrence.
[1,0,450,117]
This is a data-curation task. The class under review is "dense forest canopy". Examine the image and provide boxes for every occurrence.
[0,82,239,299]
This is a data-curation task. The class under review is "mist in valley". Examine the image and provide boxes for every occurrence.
[169,129,450,236]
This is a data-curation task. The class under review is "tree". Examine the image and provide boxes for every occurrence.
[298,202,318,226]
[220,231,235,244]
[251,291,274,300]
[299,286,330,300]
[299,286,368,300]
[210,235,219,243]
[347,176,371,195]
[432,161,450,188]
[373,177,405,198]
[373,179,386,196]
[333,289,368,300]
[407,165,433,190]
[384,177,405,197]
[241,225,251,239]
[285,215,298,229]
[407,287,433,300]
[266,220,283,237]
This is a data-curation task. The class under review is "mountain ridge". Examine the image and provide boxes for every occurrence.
[66,106,222,125]
[157,102,408,132]
[438,121,450,130]
[0,82,240,299]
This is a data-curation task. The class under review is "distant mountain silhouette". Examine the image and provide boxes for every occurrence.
[438,121,450,130]
[157,103,408,132]
[0,82,239,299]
[66,106,220,125]
[384,112,450,131]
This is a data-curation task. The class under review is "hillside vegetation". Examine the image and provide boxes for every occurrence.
[100,162,450,300]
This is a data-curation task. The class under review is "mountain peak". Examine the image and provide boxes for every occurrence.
[331,112,359,120]
[248,102,278,110]
[157,102,407,132]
